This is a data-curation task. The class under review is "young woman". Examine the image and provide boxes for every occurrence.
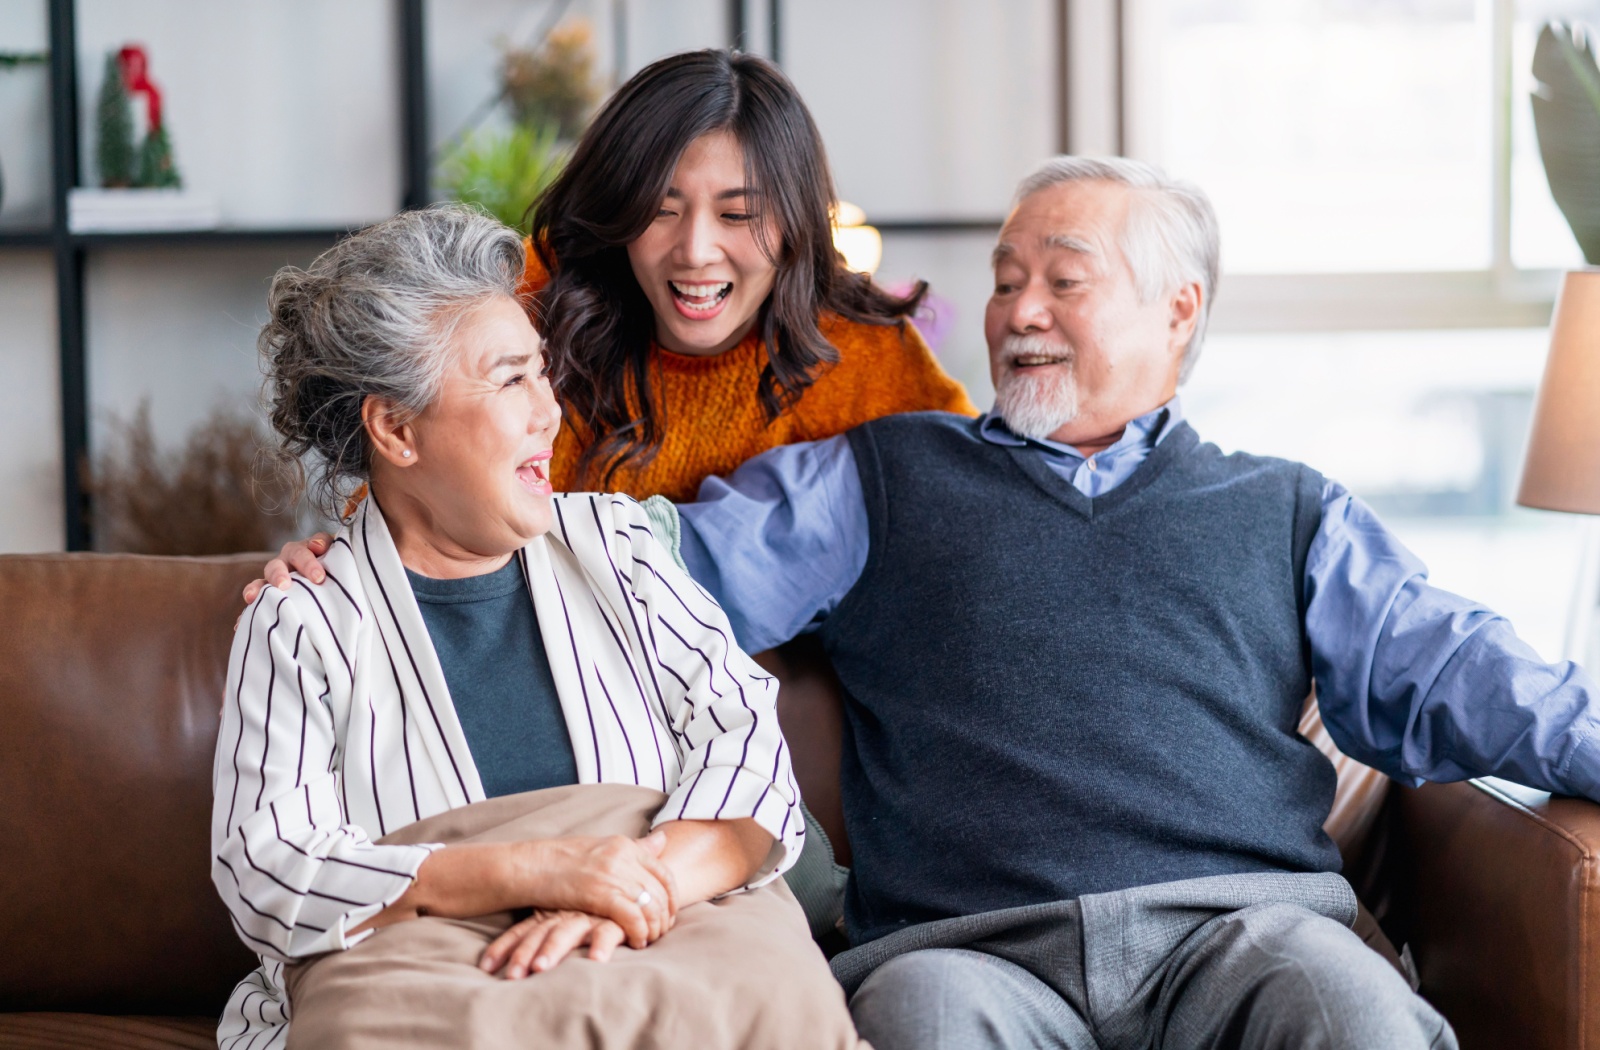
[524,48,975,503]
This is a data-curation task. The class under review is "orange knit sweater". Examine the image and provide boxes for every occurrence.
[519,245,977,503]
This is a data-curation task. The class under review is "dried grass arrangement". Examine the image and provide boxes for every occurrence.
[90,402,312,556]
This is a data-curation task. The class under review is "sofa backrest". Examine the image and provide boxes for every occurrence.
[0,553,263,1015]
[0,552,1398,1016]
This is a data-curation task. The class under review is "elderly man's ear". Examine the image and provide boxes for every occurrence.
[362,395,420,469]
[1167,282,1203,358]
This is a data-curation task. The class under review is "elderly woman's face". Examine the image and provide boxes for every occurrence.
[388,295,561,559]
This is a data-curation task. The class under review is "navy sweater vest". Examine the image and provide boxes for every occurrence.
[819,412,1340,944]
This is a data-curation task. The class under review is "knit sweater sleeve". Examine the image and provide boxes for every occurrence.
[799,316,978,439]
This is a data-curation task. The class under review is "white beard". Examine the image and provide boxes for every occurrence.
[993,334,1079,441]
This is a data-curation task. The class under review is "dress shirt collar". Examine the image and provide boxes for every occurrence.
[977,397,1184,461]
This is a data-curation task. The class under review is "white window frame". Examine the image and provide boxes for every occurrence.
[1082,0,1564,334]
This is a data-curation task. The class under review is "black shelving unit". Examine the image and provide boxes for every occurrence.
[5,0,429,550]
[0,229,52,246]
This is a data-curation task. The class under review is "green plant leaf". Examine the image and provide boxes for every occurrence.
[435,123,568,235]
[1532,22,1600,265]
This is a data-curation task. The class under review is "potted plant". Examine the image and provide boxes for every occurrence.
[437,122,567,235]
[436,18,602,232]
[1531,21,1600,266]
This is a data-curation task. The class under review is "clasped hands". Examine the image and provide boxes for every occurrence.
[479,831,679,980]
[378,829,681,981]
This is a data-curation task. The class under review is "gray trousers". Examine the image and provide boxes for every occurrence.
[834,872,1456,1050]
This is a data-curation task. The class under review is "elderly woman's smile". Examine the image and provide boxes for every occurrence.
[516,451,553,495]
[368,293,563,579]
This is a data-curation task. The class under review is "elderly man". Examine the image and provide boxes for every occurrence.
[660,156,1600,1049]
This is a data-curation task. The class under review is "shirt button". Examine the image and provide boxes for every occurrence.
[1085,457,1098,471]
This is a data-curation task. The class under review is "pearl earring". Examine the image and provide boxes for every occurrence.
[401,450,411,458]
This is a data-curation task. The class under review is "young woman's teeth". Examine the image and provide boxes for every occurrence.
[670,281,732,312]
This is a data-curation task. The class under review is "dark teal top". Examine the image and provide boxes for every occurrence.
[406,556,579,798]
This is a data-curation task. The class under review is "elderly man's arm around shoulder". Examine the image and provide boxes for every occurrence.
[1307,479,1600,799]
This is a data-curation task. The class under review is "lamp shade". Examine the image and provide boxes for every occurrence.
[1518,271,1600,514]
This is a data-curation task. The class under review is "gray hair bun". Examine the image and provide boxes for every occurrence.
[259,203,526,520]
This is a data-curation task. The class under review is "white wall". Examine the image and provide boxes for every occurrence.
[75,0,401,226]
[84,244,323,454]
[783,0,1055,220]
[0,252,62,552]
[623,0,725,72]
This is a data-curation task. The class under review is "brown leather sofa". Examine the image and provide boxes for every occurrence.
[2,551,1598,1049]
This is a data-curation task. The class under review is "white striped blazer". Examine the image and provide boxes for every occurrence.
[210,493,802,1050]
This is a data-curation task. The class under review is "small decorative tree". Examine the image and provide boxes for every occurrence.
[136,124,180,188]
[94,45,183,191]
[1532,22,1600,266]
[95,51,135,188]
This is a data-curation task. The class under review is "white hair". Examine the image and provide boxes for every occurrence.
[1011,155,1220,381]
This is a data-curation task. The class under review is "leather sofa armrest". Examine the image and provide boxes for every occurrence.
[1393,778,1600,1050]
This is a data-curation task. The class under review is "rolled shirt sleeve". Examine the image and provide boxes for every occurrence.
[1306,480,1600,799]
[212,589,441,962]
[606,496,805,887]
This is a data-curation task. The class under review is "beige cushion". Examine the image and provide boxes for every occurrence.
[285,784,864,1050]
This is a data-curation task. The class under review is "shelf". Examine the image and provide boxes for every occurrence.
[34,0,426,550]
[873,218,1005,234]
[0,229,55,247]
[69,226,357,248]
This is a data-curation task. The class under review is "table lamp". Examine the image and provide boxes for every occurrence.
[831,201,883,276]
[1517,271,1600,662]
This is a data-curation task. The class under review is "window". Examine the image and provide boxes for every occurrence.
[1133,0,1492,274]
[1127,0,1600,660]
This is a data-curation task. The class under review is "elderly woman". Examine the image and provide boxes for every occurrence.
[212,205,857,1050]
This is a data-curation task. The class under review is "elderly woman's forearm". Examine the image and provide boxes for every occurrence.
[654,817,775,905]
[354,836,675,946]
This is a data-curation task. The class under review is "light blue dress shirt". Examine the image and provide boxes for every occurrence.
[676,399,1600,799]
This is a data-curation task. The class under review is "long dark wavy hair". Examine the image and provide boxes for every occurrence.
[530,48,926,485]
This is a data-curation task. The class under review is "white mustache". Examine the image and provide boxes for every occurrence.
[999,334,1074,367]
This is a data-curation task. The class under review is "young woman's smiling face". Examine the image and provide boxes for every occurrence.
[626,129,781,357]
